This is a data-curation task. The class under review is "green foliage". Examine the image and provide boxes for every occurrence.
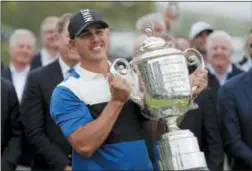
[1,1,155,35]
[1,42,9,65]
[1,1,155,64]
[1,2,250,64]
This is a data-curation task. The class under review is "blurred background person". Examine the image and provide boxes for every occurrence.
[1,28,37,170]
[189,21,214,64]
[1,78,23,171]
[30,16,59,69]
[2,29,36,103]
[180,88,224,171]
[20,13,79,171]
[238,29,252,71]
[206,30,243,170]
[206,30,243,94]
[162,2,180,32]
[174,35,191,51]
[155,33,177,48]
[136,13,167,35]
[217,68,252,170]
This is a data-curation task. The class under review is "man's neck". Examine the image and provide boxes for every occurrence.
[80,59,109,76]
[213,64,230,78]
[43,47,58,57]
[61,58,78,68]
[11,62,29,71]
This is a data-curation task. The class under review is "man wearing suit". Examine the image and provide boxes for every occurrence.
[180,30,244,171]
[206,30,243,170]
[180,89,224,171]
[2,28,37,103]
[206,30,243,93]
[1,78,23,171]
[31,16,59,69]
[1,28,37,169]
[20,13,79,171]
[217,68,252,170]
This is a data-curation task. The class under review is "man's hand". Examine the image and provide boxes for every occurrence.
[189,67,208,97]
[108,74,131,104]
[65,165,72,171]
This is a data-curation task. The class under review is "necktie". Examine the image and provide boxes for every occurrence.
[65,68,74,79]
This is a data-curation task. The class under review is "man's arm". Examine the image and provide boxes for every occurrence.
[217,87,252,168]
[69,100,124,157]
[20,72,69,170]
[51,86,124,157]
[1,84,23,171]
[202,91,224,171]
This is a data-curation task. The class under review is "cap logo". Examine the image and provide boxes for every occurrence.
[80,9,93,23]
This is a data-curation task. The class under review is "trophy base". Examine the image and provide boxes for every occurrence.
[157,129,208,170]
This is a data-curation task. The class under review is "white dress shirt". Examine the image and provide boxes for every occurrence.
[58,57,72,79]
[208,64,233,86]
[9,64,30,103]
[41,48,58,66]
[240,58,252,72]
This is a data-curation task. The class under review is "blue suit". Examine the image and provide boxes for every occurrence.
[217,69,252,170]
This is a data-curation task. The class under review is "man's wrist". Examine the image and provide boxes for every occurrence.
[65,165,72,171]
[109,100,125,108]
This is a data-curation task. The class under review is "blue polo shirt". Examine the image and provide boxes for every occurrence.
[50,64,153,170]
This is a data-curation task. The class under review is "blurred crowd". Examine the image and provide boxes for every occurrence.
[1,4,252,171]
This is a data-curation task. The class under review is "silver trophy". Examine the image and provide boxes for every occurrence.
[110,25,208,170]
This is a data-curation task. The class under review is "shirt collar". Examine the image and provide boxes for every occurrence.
[58,57,71,77]
[9,63,30,74]
[41,48,58,63]
[208,63,233,75]
[75,60,111,80]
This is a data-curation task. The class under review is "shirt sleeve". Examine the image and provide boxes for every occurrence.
[50,86,93,137]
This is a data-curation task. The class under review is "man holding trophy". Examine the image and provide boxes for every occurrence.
[50,9,208,170]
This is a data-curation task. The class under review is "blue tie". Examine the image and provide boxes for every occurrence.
[65,68,74,79]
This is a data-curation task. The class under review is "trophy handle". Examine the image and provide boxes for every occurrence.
[184,48,205,94]
[110,58,144,108]
[110,58,130,77]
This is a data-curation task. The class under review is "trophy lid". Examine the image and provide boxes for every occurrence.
[134,23,182,61]
[137,24,168,54]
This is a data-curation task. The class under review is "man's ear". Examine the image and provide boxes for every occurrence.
[69,39,75,49]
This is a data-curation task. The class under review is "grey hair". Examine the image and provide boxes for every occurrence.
[136,12,166,33]
[9,29,36,47]
[206,30,233,51]
[40,16,59,32]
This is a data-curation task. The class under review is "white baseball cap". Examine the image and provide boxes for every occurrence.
[189,21,214,40]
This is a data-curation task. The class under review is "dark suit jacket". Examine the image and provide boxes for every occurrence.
[208,64,243,94]
[180,89,224,171]
[20,59,71,170]
[2,67,13,82]
[30,52,42,70]
[1,66,33,167]
[1,78,23,171]
[217,69,252,170]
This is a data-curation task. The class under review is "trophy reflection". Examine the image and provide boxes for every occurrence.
[110,26,208,170]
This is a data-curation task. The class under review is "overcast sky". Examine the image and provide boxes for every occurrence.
[156,1,252,21]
